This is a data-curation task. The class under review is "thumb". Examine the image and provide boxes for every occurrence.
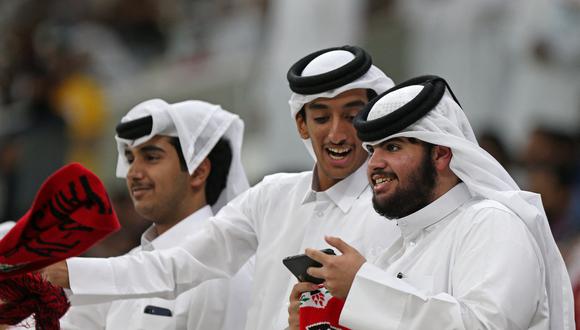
[325,236,353,254]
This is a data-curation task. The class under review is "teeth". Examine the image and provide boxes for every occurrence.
[373,175,394,186]
[375,177,392,185]
[328,147,350,154]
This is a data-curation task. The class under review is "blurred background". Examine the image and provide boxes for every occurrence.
[0,0,579,308]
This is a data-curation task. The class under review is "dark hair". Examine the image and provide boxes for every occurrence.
[206,138,233,205]
[168,137,233,206]
[296,89,378,120]
[168,137,188,172]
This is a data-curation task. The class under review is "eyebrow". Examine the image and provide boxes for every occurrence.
[139,145,166,153]
[343,100,366,109]
[307,99,367,110]
[306,102,329,110]
[125,144,167,156]
[379,138,404,147]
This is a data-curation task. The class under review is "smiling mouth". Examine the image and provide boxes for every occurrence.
[371,173,396,187]
[326,146,352,160]
[131,186,152,196]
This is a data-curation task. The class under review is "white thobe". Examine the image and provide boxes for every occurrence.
[341,183,549,330]
[60,206,254,330]
[66,163,400,329]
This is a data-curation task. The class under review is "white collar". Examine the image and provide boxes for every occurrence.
[141,205,213,251]
[396,183,471,240]
[301,161,370,214]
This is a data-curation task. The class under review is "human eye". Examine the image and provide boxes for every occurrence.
[313,116,329,124]
[125,151,135,164]
[378,141,400,152]
[345,114,356,123]
[386,143,400,152]
[144,152,162,162]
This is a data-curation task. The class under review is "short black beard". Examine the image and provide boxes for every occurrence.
[372,146,437,219]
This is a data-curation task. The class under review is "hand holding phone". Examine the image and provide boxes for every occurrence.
[282,248,336,284]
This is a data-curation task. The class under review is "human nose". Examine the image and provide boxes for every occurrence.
[368,148,387,171]
[328,118,347,144]
[126,159,144,180]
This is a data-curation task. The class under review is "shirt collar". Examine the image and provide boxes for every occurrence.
[396,183,471,239]
[141,205,213,251]
[301,161,370,214]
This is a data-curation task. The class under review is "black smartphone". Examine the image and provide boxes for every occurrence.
[143,305,172,317]
[282,248,336,284]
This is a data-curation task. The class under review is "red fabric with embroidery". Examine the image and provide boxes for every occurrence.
[0,163,120,278]
[0,163,120,329]
[299,284,351,330]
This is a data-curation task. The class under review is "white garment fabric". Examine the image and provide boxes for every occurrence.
[66,163,400,329]
[115,99,248,213]
[0,221,15,239]
[362,85,574,329]
[341,183,549,329]
[60,206,253,330]
[288,50,394,159]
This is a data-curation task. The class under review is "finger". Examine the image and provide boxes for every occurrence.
[325,236,353,254]
[288,300,300,313]
[305,248,331,264]
[291,282,318,300]
[306,265,324,279]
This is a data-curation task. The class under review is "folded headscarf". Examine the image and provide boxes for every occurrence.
[287,46,394,160]
[114,99,249,213]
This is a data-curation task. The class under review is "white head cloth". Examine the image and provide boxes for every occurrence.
[363,86,574,330]
[115,98,249,213]
[288,50,395,159]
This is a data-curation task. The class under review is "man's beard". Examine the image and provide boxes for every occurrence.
[372,148,437,219]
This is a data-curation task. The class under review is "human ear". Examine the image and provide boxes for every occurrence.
[432,145,453,171]
[295,111,310,140]
[191,158,211,188]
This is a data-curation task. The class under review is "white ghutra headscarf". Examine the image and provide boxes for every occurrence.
[360,82,574,330]
[115,98,249,213]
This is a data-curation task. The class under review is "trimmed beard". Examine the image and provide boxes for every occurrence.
[372,145,437,219]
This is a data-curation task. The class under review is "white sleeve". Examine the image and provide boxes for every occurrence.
[0,221,15,238]
[340,209,545,330]
[59,302,110,329]
[67,185,261,304]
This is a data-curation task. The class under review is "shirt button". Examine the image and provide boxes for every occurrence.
[409,241,416,247]
[316,211,324,217]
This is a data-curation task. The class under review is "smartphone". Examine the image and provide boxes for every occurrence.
[143,305,172,317]
[282,248,336,284]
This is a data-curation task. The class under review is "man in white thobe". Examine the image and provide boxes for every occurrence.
[43,46,401,329]
[59,99,254,329]
[296,75,574,329]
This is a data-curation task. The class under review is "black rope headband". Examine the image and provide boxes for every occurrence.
[354,75,461,142]
[115,116,153,140]
[287,45,372,95]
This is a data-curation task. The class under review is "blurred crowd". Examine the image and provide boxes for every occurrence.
[0,0,579,325]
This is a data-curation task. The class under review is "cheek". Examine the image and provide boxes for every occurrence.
[391,154,416,174]
[308,128,328,146]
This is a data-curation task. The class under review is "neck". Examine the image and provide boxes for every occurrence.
[430,171,461,203]
[154,195,207,236]
[313,167,342,192]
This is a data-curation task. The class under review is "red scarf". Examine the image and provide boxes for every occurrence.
[0,163,120,329]
[299,284,351,330]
